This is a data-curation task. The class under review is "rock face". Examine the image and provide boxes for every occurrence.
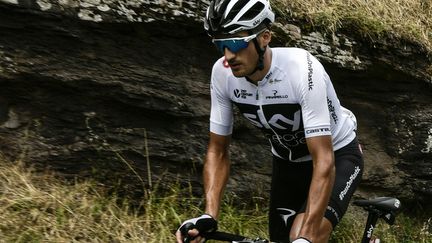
[0,1,431,208]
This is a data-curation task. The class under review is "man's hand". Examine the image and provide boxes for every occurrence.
[175,214,217,243]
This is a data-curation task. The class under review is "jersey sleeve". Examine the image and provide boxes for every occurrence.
[209,60,234,136]
[298,52,332,138]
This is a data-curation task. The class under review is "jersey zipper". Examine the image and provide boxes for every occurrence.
[256,84,293,158]
[256,86,271,130]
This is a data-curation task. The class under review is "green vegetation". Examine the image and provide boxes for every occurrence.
[272,0,432,50]
[0,158,430,242]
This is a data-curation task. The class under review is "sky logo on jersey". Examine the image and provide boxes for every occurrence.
[265,71,273,80]
[234,89,253,99]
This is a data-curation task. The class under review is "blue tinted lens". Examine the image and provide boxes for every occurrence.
[213,39,249,53]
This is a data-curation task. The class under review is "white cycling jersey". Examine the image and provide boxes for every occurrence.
[209,47,357,162]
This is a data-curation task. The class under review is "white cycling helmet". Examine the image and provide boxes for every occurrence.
[204,0,275,37]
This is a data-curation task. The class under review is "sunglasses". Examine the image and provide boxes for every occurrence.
[212,33,258,54]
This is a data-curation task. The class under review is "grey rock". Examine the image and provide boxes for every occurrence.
[0,1,431,208]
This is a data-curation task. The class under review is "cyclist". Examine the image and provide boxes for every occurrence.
[176,0,364,242]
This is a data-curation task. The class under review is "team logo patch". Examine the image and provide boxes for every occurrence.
[233,89,253,99]
[234,89,241,98]
[265,90,289,99]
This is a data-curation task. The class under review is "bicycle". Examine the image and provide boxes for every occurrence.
[182,197,401,243]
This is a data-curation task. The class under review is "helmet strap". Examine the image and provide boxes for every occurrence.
[253,38,266,71]
[245,38,267,78]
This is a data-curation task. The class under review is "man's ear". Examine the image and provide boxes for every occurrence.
[261,30,272,46]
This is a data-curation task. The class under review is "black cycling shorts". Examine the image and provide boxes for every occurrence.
[268,137,364,242]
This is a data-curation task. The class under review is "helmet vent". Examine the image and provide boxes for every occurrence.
[204,0,275,36]
[239,2,264,21]
[225,0,250,23]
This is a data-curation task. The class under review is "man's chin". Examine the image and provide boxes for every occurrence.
[231,69,248,78]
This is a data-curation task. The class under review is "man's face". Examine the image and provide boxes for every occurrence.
[213,31,260,77]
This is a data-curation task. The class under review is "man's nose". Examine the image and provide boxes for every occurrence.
[223,48,236,61]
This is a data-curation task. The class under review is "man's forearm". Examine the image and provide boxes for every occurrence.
[203,150,230,219]
[300,159,335,238]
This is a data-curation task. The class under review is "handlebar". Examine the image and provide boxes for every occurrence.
[202,231,270,243]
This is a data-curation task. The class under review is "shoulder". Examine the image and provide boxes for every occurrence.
[272,47,322,66]
[273,47,309,60]
[210,57,233,95]
[271,48,308,79]
[272,48,325,77]
[273,47,309,56]
[211,56,233,79]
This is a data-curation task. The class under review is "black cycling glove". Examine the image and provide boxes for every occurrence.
[178,214,218,241]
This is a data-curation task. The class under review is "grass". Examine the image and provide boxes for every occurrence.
[0,159,156,242]
[0,158,430,242]
[272,0,432,51]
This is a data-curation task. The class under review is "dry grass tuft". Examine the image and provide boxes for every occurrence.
[273,0,432,50]
[0,158,430,242]
[0,159,185,242]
